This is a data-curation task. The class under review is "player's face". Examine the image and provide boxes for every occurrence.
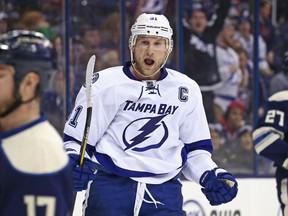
[0,64,15,116]
[132,36,169,77]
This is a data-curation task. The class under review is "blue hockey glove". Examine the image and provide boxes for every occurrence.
[200,168,238,206]
[68,154,98,191]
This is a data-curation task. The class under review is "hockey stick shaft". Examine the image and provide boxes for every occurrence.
[69,55,95,216]
[78,105,92,166]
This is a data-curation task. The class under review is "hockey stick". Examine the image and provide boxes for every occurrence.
[69,55,96,216]
[78,54,96,166]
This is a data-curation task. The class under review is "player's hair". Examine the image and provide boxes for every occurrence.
[129,13,173,71]
[0,30,55,91]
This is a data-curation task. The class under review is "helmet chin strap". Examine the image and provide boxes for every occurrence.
[0,94,37,118]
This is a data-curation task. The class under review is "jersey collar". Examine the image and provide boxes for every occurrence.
[0,115,47,140]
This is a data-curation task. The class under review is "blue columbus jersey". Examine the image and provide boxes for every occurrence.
[253,90,288,169]
[64,62,213,184]
[0,116,73,216]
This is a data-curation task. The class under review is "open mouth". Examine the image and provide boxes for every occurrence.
[144,58,154,66]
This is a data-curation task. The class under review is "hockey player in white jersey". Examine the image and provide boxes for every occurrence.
[0,30,73,215]
[253,53,288,216]
[64,13,238,215]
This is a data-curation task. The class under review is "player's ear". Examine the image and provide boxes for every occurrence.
[19,72,40,100]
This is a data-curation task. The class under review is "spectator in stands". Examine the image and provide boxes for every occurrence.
[39,0,62,27]
[183,0,231,123]
[97,49,121,71]
[73,25,102,68]
[271,19,288,73]
[234,16,273,109]
[134,0,168,18]
[20,10,57,41]
[42,70,65,134]
[0,11,8,34]
[269,51,288,96]
[77,25,102,53]
[209,123,230,169]
[236,48,251,113]
[276,0,288,23]
[73,25,102,93]
[214,19,243,122]
[215,104,272,175]
[99,12,127,49]
[234,16,273,78]
[217,100,260,174]
[229,123,275,176]
[234,49,267,119]
[3,0,19,22]
[219,100,251,145]
[228,125,254,174]
[259,0,275,53]
[235,47,267,119]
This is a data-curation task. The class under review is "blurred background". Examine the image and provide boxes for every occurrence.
[1,0,287,177]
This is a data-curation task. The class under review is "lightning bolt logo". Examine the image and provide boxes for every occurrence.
[123,115,168,152]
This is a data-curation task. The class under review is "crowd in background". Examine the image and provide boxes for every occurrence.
[1,0,287,176]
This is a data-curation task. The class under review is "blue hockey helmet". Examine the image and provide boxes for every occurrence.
[0,30,55,90]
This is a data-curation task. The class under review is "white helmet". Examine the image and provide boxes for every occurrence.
[129,13,173,53]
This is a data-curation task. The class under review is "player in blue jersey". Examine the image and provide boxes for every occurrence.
[65,13,238,216]
[253,52,288,216]
[0,30,73,216]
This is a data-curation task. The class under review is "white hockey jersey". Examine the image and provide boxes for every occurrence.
[64,62,213,184]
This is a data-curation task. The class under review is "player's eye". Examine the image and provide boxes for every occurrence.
[141,40,150,46]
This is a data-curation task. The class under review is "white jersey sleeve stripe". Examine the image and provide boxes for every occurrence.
[253,127,282,154]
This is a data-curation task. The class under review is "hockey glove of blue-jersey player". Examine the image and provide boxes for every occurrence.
[200,168,238,205]
[68,154,97,191]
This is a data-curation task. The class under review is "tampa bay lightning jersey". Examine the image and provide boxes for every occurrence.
[253,90,288,170]
[64,62,213,184]
[0,116,73,216]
